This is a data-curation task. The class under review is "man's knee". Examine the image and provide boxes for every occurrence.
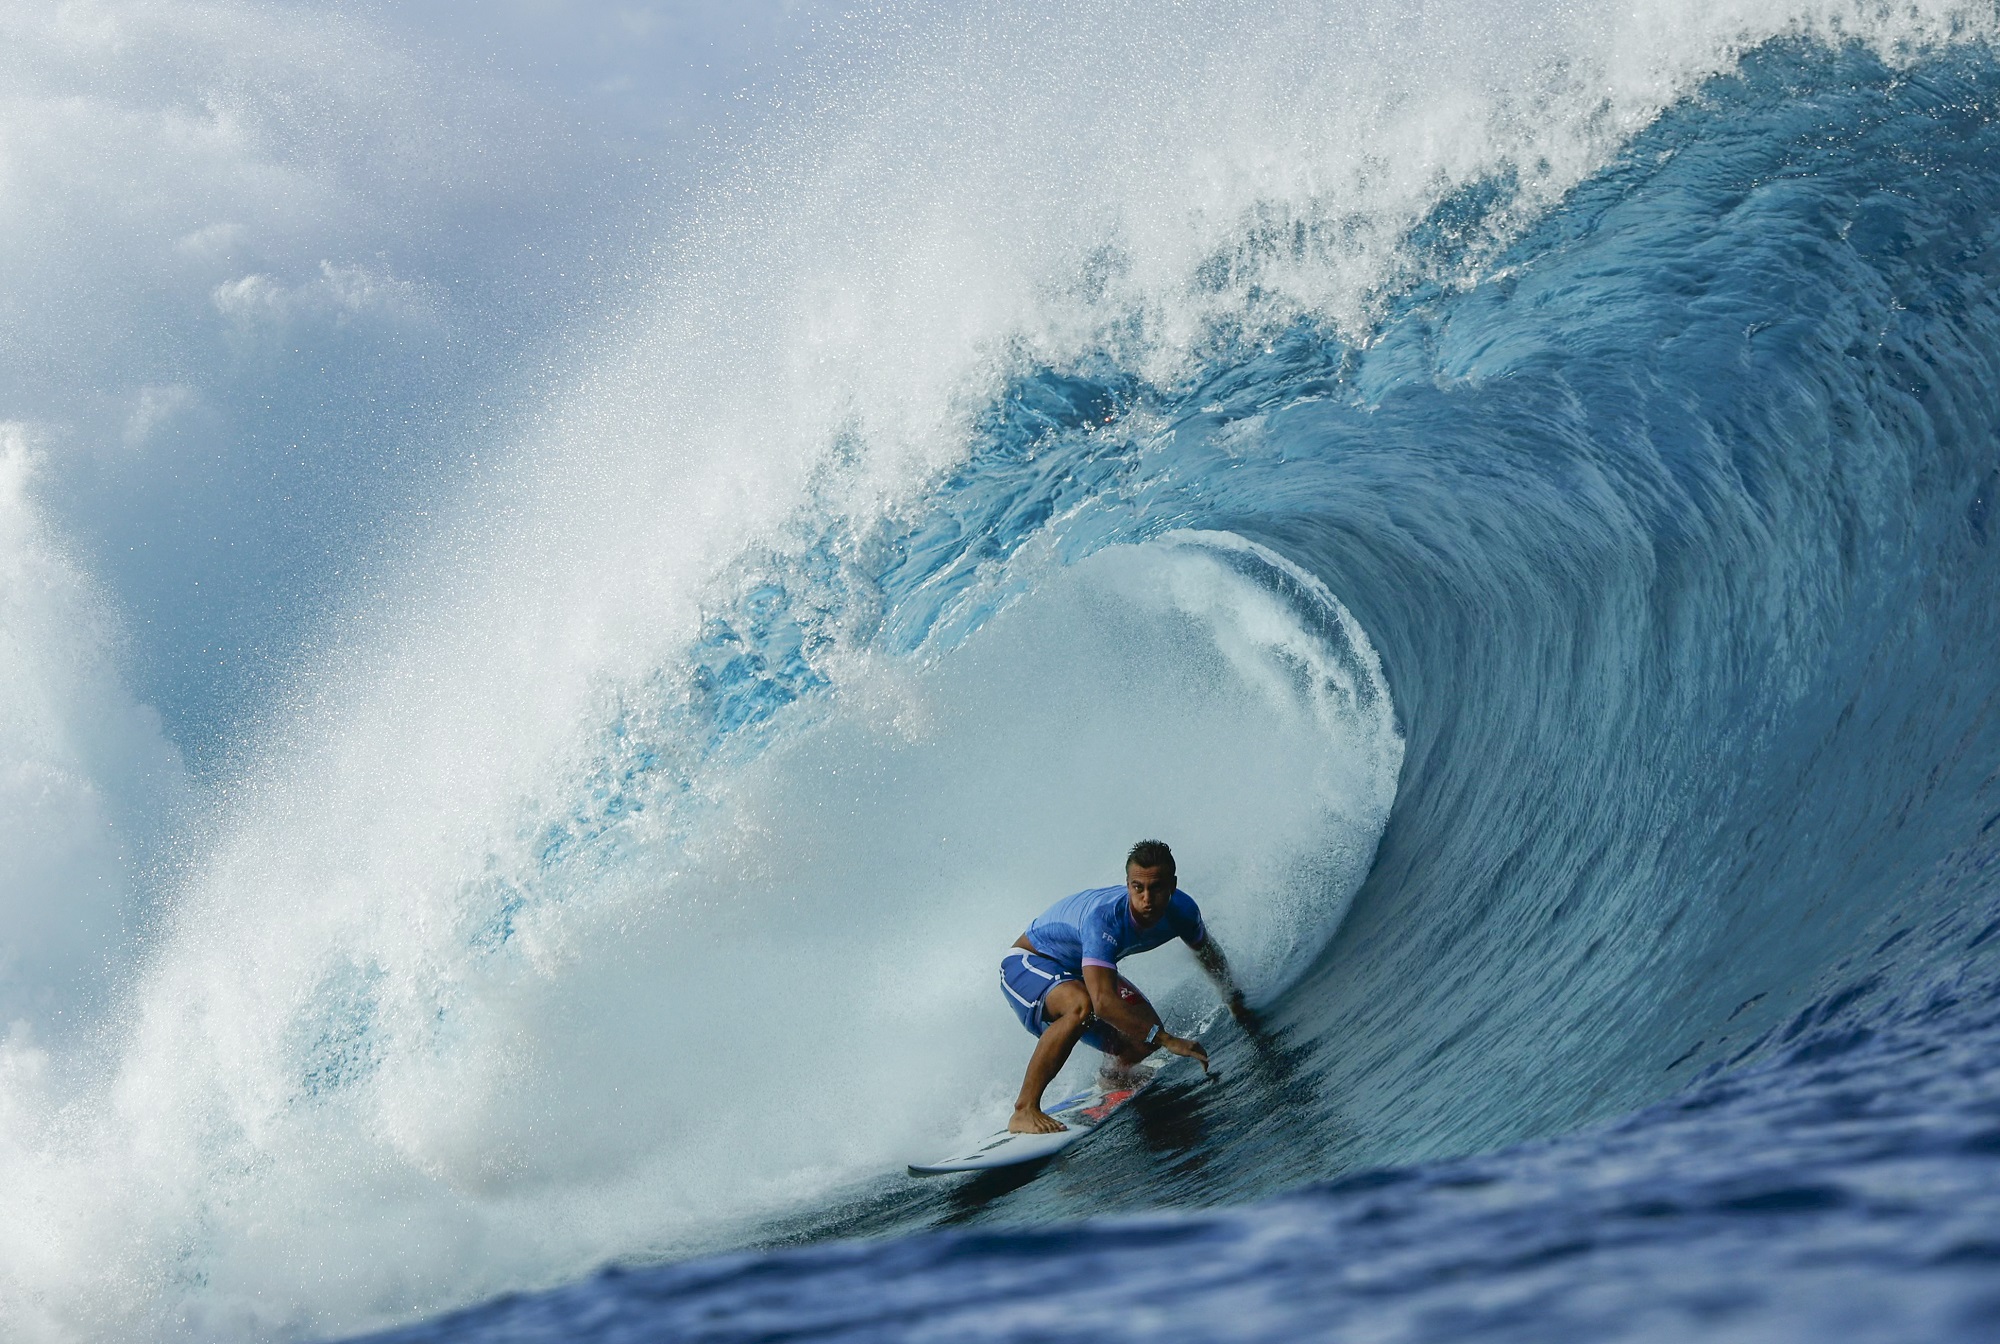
[1044,982,1092,1026]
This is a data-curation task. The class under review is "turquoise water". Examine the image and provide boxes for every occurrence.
[353,39,2000,1343]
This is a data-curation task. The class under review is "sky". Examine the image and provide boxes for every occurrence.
[0,0,877,1033]
[6,0,868,762]
[357,0,843,149]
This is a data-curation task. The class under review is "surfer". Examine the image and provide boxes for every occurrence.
[1000,840,1254,1134]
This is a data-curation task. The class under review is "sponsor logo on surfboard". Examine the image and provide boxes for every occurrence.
[1079,1089,1135,1122]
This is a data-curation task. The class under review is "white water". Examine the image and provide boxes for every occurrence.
[3,531,1403,1341]
[2,0,1993,1339]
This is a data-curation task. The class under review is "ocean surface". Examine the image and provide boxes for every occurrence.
[5,3,2000,1342]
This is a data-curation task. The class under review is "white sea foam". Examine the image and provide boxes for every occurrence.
[1,0,1994,1339]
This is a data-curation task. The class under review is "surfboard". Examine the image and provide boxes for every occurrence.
[908,1049,1181,1175]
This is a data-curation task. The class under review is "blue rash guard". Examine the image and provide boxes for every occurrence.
[1025,884,1208,973]
[999,884,1210,1052]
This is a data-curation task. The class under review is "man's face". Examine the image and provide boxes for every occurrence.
[1126,862,1175,926]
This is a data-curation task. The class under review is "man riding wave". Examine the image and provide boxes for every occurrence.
[999,839,1253,1134]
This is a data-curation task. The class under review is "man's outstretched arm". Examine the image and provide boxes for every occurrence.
[1194,938,1258,1028]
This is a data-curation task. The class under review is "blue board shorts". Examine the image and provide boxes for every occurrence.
[999,948,1152,1055]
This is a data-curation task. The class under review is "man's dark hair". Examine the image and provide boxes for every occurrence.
[1126,839,1176,876]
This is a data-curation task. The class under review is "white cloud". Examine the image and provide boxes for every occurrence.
[0,427,186,1032]
[210,259,429,324]
[120,384,197,450]
[172,220,244,258]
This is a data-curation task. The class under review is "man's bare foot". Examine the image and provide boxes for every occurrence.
[1009,1106,1067,1134]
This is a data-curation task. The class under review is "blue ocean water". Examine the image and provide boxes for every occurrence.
[336,37,2000,1344]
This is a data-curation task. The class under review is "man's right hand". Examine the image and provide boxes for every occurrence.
[1158,1031,1209,1069]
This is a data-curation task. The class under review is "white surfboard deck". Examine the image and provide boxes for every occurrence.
[909,1050,1182,1176]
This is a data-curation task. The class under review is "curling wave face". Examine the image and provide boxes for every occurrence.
[363,33,2000,1342]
